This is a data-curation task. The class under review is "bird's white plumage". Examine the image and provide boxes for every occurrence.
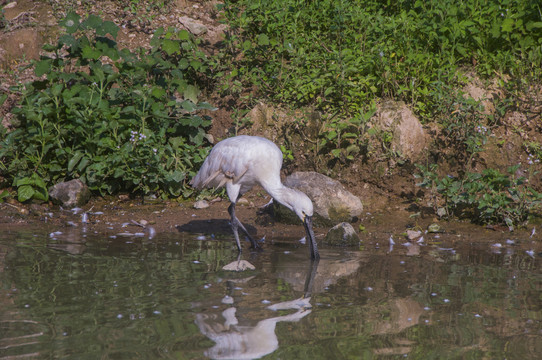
[192,135,313,217]
[191,135,319,259]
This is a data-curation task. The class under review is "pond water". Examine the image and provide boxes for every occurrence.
[0,227,541,359]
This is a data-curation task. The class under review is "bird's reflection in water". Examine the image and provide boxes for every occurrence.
[195,260,319,360]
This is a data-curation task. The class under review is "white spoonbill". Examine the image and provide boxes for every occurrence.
[191,135,320,259]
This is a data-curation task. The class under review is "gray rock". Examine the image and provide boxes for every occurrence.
[179,16,208,36]
[275,171,363,226]
[194,199,210,209]
[373,100,426,161]
[49,179,91,208]
[406,229,422,240]
[324,222,360,247]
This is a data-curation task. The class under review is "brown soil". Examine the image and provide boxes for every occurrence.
[1,188,539,256]
[0,0,541,245]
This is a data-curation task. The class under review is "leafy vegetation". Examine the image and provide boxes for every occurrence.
[215,0,542,226]
[416,164,542,227]
[0,1,541,227]
[0,12,213,199]
[217,0,542,120]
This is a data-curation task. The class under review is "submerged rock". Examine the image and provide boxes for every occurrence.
[324,222,360,247]
[49,179,91,208]
[275,171,363,227]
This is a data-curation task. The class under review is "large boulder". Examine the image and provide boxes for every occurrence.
[274,171,363,226]
[49,179,91,208]
[373,100,426,162]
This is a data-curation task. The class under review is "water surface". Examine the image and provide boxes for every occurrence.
[0,227,541,359]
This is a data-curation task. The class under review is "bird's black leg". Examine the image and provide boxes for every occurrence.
[228,202,261,250]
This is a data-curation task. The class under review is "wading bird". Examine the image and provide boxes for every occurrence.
[191,135,320,259]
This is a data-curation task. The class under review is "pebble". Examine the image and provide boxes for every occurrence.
[193,200,209,209]
[406,229,422,240]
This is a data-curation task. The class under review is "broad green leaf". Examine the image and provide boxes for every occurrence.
[34,59,52,77]
[82,45,102,59]
[68,151,84,172]
[180,100,196,112]
[60,12,80,34]
[151,86,166,99]
[17,185,35,202]
[331,149,342,157]
[183,85,199,104]
[526,21,542,31]
[58,34,77,48]
[162,39,180,55]
[0,190,9,202]
[0,94,8,107]
[33,187,48,202]
[179,57,189,69]
[82,14,102,30]
[178,29,190,41]
[97,21,119,38]
[257,33,270,46]
[501,18,514,33]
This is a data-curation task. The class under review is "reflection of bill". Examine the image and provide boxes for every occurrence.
[196,297,311,360]
[196,259,319,359]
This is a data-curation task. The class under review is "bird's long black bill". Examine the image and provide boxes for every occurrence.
[303,216,320,260]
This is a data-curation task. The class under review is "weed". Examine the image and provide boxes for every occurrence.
[0,12,213,201]
[416,164,542,228]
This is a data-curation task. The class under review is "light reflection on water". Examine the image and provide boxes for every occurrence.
[0,228,541,359]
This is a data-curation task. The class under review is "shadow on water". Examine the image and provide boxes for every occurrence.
[0,227,541,359]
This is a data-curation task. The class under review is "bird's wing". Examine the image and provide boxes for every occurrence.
[191,141,251,190]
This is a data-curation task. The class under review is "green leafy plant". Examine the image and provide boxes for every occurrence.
[318,106,375,163]
[431,83,491,170]
[218,0,542,119]
[14,173,48,202]
[0,189,10,203]
[215,0,541,168]
[0,12,213,199]
[416,164,542,228]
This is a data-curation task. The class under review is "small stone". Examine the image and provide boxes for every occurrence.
[324,222,360,247]
[179,16,208,36]
[49,179,91,208]
[193,200,209,209]
[221,295,234,304]
[237,198,249,206]
[406,229,422,240]
[427,223,442,233]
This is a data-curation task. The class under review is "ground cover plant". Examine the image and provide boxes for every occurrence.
[0,0,541,228]
[0,12,214,201]
[214,0,542,226]
[217,0,541,118]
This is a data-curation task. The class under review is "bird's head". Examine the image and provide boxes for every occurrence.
[291,189,314,222]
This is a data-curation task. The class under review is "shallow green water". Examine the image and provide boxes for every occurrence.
[0,227,541,359]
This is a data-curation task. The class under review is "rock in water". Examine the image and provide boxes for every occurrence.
[49,179,91,208]
[324,222,360,247]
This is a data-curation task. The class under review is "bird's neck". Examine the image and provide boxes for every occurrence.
[264,183,296,212]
